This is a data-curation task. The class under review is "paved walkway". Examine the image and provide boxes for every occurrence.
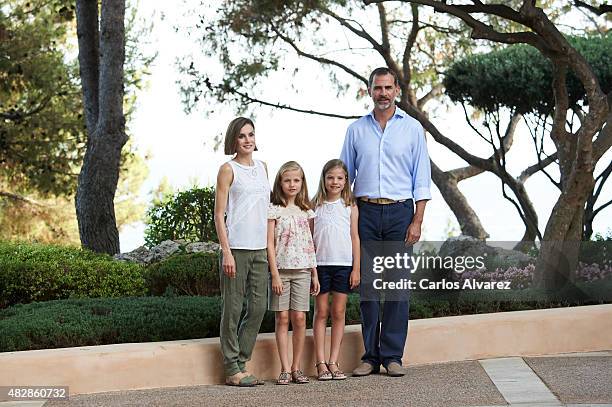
[2,351,610,407]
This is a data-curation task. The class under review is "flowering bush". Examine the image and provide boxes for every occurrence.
[456,262,611,290]
[575,262,612,283]
[458,265,535,289]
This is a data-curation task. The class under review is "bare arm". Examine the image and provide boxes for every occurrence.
[308,216,320,295]
[406,200,427,245]
[214,163,235,277]
[349,204,361,289]
[268,219,283,295]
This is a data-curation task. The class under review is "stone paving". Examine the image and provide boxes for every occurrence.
[1,352,610,407]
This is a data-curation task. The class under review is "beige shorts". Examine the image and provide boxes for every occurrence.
[269,269,311,312]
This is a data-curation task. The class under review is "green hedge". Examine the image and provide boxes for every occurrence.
[0,241,146,309]
[2,280,610,352]
[0,297,221,352]
[145,252,219,296]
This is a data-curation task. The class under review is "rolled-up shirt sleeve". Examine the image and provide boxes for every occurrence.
[412,125,432,202]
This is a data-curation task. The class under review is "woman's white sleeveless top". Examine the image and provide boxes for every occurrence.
[313,199,353,266]
[226,160,270,249]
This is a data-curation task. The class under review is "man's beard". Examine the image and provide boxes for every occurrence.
[375,99,393,110]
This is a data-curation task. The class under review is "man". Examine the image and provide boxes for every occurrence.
[340,67,431,377]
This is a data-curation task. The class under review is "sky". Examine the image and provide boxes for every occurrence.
[119,1,611,252]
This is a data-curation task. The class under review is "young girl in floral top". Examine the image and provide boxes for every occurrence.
[267,161,320,385]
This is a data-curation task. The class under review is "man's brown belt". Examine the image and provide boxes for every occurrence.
[358,197,408,205]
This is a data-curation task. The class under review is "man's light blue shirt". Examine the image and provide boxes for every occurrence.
[340,107,432,202]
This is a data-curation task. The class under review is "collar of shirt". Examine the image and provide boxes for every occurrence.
[366,106,407,124]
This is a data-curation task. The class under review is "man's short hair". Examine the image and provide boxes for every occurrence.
[368,67,399,89]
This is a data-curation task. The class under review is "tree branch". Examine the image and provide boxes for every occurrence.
[593,92,612,162]
[321,8,385,56]
[448,165,484,182]
[592,160,612,204]
[322,7,404,91]
[373,4,404,87]
[417,84,443,110]
[398,101,492,169]
[229,87,361,119]
[389,19,463,35]
[0,191,45,207]
[518,153,559,183]
[0,96,52,122]
[377,3,391,53]
[364,0,547,51]
[402,4,420,94]
[573,1,612,16]
[269,23,368,86]
[593,199,612,217]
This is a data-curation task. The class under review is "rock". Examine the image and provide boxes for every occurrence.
[113,245,151,265]
[439,236,495,260]
[114,240,219,265]
[439,235,535,271]
[146,240,181,263]
[185,242,219,254]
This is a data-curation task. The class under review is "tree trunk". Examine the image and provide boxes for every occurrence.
[535,198,586,289]
[431,162,489,239]
[75,0,127,255]
[498,173,540,250]
[534,56,606,290]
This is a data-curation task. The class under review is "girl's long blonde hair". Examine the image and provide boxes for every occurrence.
[311,159,354,208]
[271,161,311,211]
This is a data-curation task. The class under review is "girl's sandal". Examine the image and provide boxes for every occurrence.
[315,361,333,381]
[291,369,310,384]
[327,361,347,380]
[276,371,291,385]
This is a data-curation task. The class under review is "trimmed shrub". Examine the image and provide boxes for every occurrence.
[0,297,221,352]
[0,241,146,308]
[2,280,610,352]
[444,35,611,116]
[145,252,220,296]
[144,186,217,247]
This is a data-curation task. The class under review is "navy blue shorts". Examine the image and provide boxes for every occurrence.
[318,265,352,294]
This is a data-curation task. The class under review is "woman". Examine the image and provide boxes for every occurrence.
[214,117,270,387]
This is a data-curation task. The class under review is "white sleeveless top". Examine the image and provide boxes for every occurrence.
[313,199,353,266]
[226,160,270,250]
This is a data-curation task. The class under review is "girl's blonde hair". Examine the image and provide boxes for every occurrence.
[271,161,311,211]
[224,117,257,155]
[311,159,354,208]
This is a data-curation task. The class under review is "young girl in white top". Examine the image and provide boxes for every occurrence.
[311,159,360,381]
[214,117,270,387]
[267,161,320,385]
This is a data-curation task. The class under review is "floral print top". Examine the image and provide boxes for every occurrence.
[268,204,317,270]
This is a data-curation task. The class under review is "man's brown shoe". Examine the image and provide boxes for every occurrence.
[352,362,376,377]
[385,362,406,377]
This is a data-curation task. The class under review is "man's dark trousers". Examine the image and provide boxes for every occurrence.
[358,199,414,370]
